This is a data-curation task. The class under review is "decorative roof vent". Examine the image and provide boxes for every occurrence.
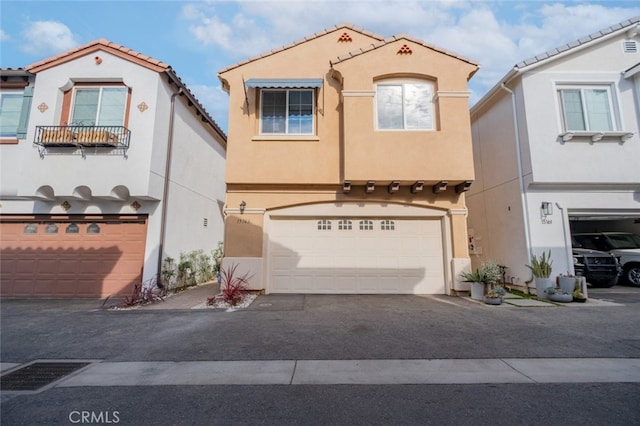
[338,32,352,42]
[397,44,413,55]
[623,40,638,53]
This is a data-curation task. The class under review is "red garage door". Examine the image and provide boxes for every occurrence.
[0,215,147,298]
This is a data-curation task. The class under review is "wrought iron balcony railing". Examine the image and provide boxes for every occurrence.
[34,125,131,158]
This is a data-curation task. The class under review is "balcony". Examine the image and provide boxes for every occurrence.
[34,125,131,158]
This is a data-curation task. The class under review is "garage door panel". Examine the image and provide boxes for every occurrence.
[269,217,445,294]
[1,217,147,298]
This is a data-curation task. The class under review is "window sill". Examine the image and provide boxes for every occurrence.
[252,135,319,142]
[560,131,634,143]
[0,137,19,145]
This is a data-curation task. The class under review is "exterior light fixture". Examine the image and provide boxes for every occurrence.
[411,181,424,194]
[432,180,448,194]
[240,200,246,214]
[343,181,351,193]
[541,202,553,216]
[388,181,400,193]
[366,181,375,193]
[455,181,472,194]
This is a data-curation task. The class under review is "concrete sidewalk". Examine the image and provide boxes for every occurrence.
[13,358,633,388]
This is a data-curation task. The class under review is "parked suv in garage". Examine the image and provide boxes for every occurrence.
[572,232,640,286]
[571,238,621,288]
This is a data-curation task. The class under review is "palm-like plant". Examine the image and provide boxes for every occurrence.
[526,251,553,278]
[460,261,502,284]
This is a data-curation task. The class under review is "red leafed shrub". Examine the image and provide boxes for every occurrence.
[120,278,163,307]
[208,263,253,306]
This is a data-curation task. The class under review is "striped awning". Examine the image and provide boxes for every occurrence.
[244,78,323,89]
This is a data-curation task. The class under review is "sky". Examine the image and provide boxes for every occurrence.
[1,0,640,133]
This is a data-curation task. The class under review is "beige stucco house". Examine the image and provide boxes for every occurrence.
[218,24,478,294]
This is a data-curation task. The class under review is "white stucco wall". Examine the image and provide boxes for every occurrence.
[161,95,226,265]
[0,47,227,285]
[521,35,640,185]
[469,28,640,290]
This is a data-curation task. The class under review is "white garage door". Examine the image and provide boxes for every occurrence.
[268,218,445,294]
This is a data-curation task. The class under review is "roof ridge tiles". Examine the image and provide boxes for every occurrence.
[515,15,640,69]
[218,23,386,74]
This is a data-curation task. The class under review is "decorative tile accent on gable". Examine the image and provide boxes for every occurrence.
[338,32,353,42]
[137,102,149,112]
[397,44,413,55]
[38,102,48,113]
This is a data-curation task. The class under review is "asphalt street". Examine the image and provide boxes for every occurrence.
[1,285,639,425]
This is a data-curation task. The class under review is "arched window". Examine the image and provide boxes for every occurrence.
[66,223,80,234]
[87,223,101,234]
[317,219,332,231]
[381,220,395,231]
[359,220,373,231]
[23,224,38,234]
[45,223,58,234]
[338,220,352,230]
[375,78,435,130]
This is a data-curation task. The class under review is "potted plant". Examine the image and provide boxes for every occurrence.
[573,279,587,303]
[545,286,573,303]
[526,250,553,299]
[484,284,506,305]
[460,261,502,301]
[558,273,580,294]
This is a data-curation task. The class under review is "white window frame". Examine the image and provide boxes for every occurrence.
[380,220,395,231]
[338,220,352,231]
[0,89,24,138]
[317,219,332,231]
[359,220,374,231]
[259,89,315,135]
[557,84,617,132]
[69,86,127,126]
[375,78,435,131]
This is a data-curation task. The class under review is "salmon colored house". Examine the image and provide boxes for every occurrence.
[218,24,478,294]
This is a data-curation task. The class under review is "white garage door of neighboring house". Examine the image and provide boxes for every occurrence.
[268,217,445,294]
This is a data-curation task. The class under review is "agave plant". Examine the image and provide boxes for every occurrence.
[460,261,502,284]
[526,250,553,278]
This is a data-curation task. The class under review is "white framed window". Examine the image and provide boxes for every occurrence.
[260,89,314,134]
[0,91,24,138]
[338,220,352,230]
[317,219,332,230]
[70,86,127,126]
[359,220,374,231]
[375,79,434,130]
[380,220,395,231]
[557,86,615,132]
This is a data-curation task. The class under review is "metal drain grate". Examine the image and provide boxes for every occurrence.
[1,362,91,391]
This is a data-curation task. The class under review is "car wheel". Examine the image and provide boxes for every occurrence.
[623,264,640,286]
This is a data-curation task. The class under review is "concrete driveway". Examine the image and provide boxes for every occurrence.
[2,285,640,364]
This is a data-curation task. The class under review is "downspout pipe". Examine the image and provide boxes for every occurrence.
[157,87,183,283]
[555,202,573,274]
[500,83,534,283]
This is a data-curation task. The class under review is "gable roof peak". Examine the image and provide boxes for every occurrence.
[515,15,640,70]
[332,32,478,67]
[218,22,385,74]
[25,38,170,73]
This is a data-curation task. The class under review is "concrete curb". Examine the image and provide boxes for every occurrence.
[54,358,640,387]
